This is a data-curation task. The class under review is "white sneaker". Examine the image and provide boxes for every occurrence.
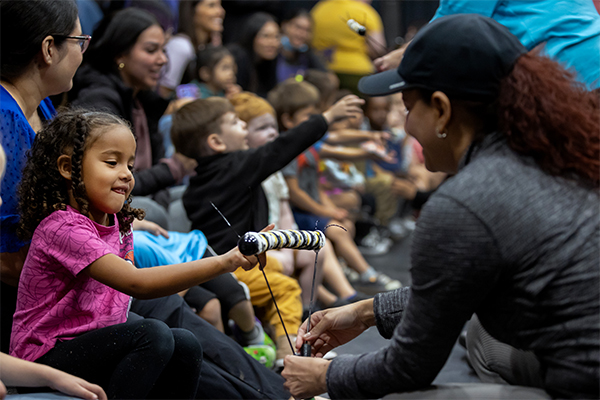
[358,228,392,256]
[374,272,402,291]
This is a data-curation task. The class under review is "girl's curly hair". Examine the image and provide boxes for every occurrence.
[17,109,145,240]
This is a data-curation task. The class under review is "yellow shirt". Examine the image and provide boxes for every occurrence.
[311,0,383,75]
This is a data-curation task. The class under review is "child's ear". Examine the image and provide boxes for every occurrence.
[206,133,227,153]
[199,66,212,83]
[281,113,295,130]
[57,155,73,180]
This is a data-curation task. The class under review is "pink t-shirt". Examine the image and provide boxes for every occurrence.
[10,206,133,361]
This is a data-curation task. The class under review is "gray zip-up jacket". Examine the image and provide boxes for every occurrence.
[327,132,599,399]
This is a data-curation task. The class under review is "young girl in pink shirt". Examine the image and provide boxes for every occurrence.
[10,110,261,399]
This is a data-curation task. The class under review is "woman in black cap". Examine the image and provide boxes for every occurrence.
[281,14,599,400]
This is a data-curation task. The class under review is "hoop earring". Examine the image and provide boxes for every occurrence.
[436,129,447,139]
[118,62,125,70]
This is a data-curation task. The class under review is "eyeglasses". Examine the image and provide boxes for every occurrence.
[53,34,92,53]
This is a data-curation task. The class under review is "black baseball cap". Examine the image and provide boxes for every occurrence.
[358,14,527,100]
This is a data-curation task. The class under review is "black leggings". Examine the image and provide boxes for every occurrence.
[35,318,202,399]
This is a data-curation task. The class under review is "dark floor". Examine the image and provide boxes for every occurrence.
[334,232,481,385]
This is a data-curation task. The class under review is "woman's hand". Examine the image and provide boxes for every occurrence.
[281,356,329,399]
[132,219,169,238]
[296,299,375,358]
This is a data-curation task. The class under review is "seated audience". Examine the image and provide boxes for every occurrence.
[282,14,599,399]
[229,91,369,313]
[171,93,363,364]
[270,79,402,294]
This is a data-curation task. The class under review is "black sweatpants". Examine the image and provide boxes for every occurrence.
[35,318,202,399]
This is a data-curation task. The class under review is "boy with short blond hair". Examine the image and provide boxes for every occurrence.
[172,93,363,361]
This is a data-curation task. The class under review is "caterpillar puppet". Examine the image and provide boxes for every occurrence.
[238,229,326,256]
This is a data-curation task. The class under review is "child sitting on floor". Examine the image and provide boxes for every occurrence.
[229,92,369,316]
[11,110,260,398]
[171,92,363,364]
[269,79,402,295]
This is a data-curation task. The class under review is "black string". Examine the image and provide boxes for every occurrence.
[304,249,320,336]
[258,257,296,354]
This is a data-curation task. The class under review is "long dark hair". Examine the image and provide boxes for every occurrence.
[239,12,278,57]
[18,109,145,240]
[178,0,204,49]
[229,12,279,96]
[84,7,160,75]
[1,0,78,82]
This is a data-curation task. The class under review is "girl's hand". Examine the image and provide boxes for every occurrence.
[221,224,275,272]
[132,219,169,238]
[323,95,365,125]
[47,369,107,400]
[281,356,329,399]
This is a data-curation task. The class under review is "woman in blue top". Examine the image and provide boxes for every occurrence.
[0,0,88,353]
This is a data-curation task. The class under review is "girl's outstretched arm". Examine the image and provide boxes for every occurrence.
[0,353,107,400]
[85,245,261,299]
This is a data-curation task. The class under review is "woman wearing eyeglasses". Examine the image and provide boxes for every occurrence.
[0,1,105,398]
[0,0,89,354]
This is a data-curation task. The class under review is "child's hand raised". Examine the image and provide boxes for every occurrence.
[322,95,365,125]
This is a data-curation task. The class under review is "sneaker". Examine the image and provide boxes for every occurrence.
[353,272,402,295]
[358,228,392,256]
[244,344,276,369]
[231,317,268,346]
[341,262,360,283]
[388,216,417,241]
[374,272,402,291]
[345,291,372,303]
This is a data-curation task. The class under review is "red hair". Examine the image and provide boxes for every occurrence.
[498,49,599,187]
